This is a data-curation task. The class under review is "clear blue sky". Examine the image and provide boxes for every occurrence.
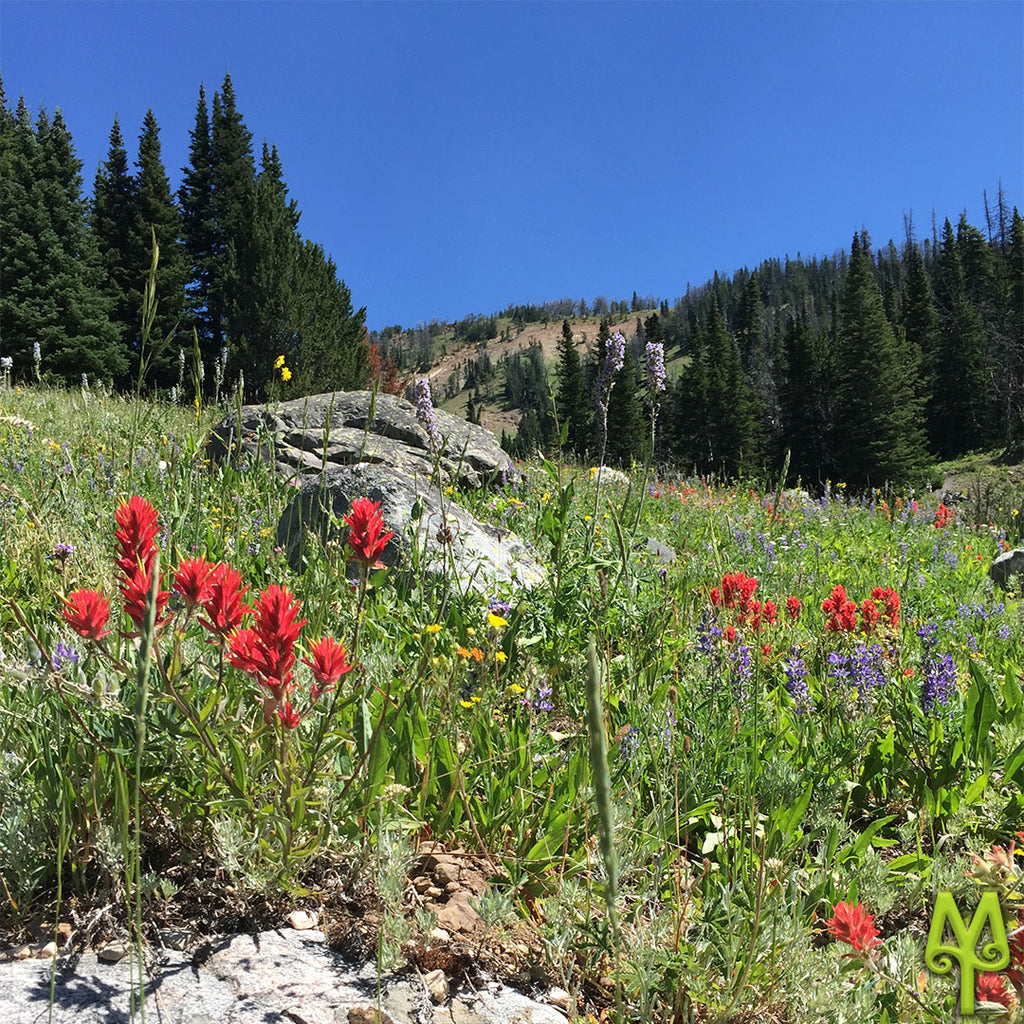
[3,1,1021,331]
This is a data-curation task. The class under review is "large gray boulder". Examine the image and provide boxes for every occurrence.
[278,463,545,595]
[989,548,1024,590]
[207,391,514,491]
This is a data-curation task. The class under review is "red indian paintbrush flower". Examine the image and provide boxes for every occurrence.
[822,584,858,632]
[827,901,881,953]
[277,700,302,729]
[198,563,250,640]
[114,496,160,578]
[173,557,216,608]
[228,585,306,701]
[62,589,112,640]
[344,497,394,568]
[302,636,352,699]
[120,565,170,628]
[975,972,1013,1008]
[870,586,900,629]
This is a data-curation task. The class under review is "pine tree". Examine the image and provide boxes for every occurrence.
[1,99,124,382]
[179,85,216,358]
[900,238,941,432]
[289,240,368,396]
[210,73,256,373]
[930,220,991,456]
[90,116,138,380]
[605,350,645,466]
[778,314,834,484]
[554,318,589,458]
[132,109,188,386]
[1005,208,1024,458]
[834,234,929,487]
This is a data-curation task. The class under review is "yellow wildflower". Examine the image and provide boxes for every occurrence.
[425,624,442,634]
[281,366,292,382]
[494,651,507,663]
[274,355,285,369]
[487,612,508,629]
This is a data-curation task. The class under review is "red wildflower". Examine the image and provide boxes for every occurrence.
[199,564,250,640]
[120,566,170,628]
[228,585,307,701]
[826,900,881,953]
[860,598,881,633]
[934,502,955,530]
[62,589,112,641]
[710,586,721,607]
[302,636,352,699]
[277,700,302,729]
[822,584,858,632]
[724,625,737,644]
[114,496,160,578]
[344,497,394,568]
[761,600,778,626]
[975,972,1012,1008]
[786,596,801,621]
[871,586,900,629]
[721,572,758,615]
[173,557,216,608]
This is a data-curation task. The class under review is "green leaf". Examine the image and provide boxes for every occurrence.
[964,670,997,766]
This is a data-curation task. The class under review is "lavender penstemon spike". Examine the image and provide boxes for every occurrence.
[413,377,442,454]
[645,340,666,396]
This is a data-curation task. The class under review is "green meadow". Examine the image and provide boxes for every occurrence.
[1,382,1022,1023]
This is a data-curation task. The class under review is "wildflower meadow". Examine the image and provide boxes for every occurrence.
[1,379,1023,1023]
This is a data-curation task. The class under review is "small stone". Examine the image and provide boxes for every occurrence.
[287,909,318,930]
[548,986,572,1012]
[428,927,451,944]
[12,944,32,960]
[423,968,449,1003]
[36,941,58,959]
[346,1008,396,1024]
[55,922,73,947]
[413,876,432,893]
[425,885,444,898]
[97,941,130,963]
[160,928,191,951]
[444,882,460,893]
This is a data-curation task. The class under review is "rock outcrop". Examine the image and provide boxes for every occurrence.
[208,393,545,596]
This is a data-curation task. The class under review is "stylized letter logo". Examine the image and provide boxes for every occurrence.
[926,891,1009,1013]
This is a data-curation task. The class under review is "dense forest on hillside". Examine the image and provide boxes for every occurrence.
[0,73,368,401]
[374,200,1022,490]
[0,70,1020,489]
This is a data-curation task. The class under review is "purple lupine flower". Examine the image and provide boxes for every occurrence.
[413,377,442,452]
[51,642,80,672]
[49,542,74,563]
[488,598,511,618]
[644,340,666,395]
[696,610,723,657]
[921,651,957,715]
[849,642,886,703]
[997,624,1012,641]
[729,643,752,703]
[532,686,554,712]
[782,653,813,714]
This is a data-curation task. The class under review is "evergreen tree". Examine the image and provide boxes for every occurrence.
[554,318,589,458]
[0,99,124,382]
[604,350,645,466]
[132,109,188,386]
[90,116,138,380]
[834,234,929,487]
[778,314,834,484]
[179,84,216,358]
[1005,208,1024,458]
[900,238,941,430]
[289,240,368,396]
[930,219,991,456]
[210,73,256,371]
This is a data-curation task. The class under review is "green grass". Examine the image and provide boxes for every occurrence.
[1,382,1022,1023]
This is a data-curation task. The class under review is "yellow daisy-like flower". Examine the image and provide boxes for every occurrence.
[509,683,525,693]
[274,355,285,369]
[424,624,442,634]
[487,612,508,629]
[494,651,507,663]
[281,366,292,382]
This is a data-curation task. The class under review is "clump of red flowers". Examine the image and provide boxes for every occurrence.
[708,571,789,635]
[934,502,955,529]
[823,584,901,635]
[822,584,859,632]
[58,495,370,732]
[344,497,395,569]
[826,900,882,954]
